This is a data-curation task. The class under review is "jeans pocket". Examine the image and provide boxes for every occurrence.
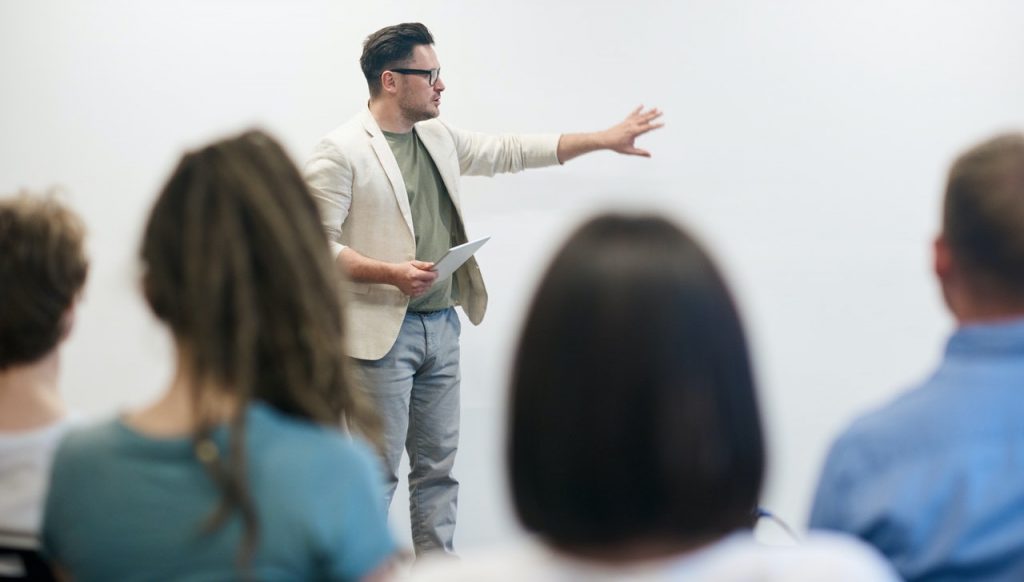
[449,309,462,337]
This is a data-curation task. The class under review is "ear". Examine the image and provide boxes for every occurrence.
[380,70,398,94]
[934,234,953,282]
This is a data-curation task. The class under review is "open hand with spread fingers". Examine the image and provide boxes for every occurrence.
[604,105,664,157]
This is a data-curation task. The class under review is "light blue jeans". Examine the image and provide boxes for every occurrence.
[355,308,461,556]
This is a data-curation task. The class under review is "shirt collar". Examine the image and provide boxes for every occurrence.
[946,317,1024,358]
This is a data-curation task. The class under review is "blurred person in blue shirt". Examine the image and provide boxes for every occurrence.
[810,132,1024,581]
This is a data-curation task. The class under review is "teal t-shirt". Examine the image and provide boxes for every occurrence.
[42,402,394,581]
[383,128,458,312]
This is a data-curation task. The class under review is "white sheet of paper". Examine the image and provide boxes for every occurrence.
[429,236,490,286]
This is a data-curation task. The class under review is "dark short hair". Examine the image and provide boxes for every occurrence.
[0,193,88,369]
[943,133,1024,299]
[509,213,764,550]
[360,22,434,97]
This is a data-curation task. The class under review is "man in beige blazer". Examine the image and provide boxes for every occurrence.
[305,22,662,556]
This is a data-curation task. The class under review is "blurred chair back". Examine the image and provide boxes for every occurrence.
[0,530,57,582]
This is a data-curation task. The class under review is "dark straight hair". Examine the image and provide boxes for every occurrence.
[360,22,434,97]
[140,129,380,563]
[509,213,764,551]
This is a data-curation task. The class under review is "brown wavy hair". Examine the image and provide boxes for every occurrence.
[0,192,88,369]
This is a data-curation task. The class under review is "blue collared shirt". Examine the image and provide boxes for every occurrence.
[809,318,1024,581]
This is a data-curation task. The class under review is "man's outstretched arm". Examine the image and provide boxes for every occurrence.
[556,105,664,164]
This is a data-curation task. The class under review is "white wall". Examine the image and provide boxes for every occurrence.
[2,0,1023,552]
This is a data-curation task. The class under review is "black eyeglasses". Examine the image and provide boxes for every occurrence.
[390,68,441,86]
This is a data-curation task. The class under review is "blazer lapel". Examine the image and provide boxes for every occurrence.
[413,122,468,240]
[361,111,415,236]
[415,123,464,219]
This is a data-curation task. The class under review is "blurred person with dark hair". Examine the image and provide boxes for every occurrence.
[0,193,87,536]
[811,133,1024,581]
[306,22,663,556]
[410,214,896,580]
[42,130,396,581]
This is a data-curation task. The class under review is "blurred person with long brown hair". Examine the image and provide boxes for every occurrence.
[41,130,396,581]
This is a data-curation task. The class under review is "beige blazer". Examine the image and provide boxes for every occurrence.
[305,108,560,360]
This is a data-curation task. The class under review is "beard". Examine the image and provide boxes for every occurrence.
[398,97,439,124]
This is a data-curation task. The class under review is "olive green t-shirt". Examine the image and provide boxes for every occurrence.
[383,128,458,312]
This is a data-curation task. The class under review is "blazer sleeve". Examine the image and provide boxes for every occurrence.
[442,122,561,177]
[304,139,354,259]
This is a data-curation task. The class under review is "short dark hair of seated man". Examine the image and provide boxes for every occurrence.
[509,214,764,556]
[939,133,1024,317]
[809,133,1024,581]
